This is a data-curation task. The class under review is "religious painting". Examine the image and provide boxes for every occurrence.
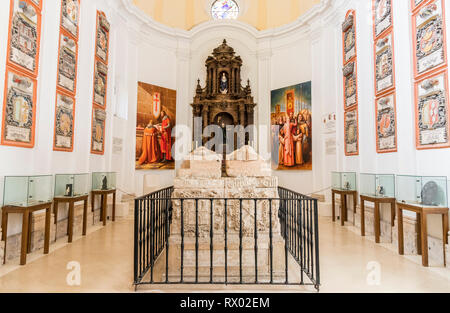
[343,62,357,109]
[374,32,395,95]
[376,92,397,153]
[91,106,106,154]
[270,82,312,171]
[93,60,108,107]
[342,12,356,64]
[1,68,36,148]
[413,0,447,78]
[54,91,75,152]
[61,0,79,38]
[414,70,450,149]
[373,0,392,38]
[7,0,42,77]
[344,109,359,156]
[136,82,177,170]
[96,12,110,63]
[57,32,77,93]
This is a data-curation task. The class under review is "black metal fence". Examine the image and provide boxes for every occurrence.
[134,186,320,291]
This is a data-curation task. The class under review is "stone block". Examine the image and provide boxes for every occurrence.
[226,160,272,177]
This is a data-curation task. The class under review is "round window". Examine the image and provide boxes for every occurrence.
[211,0,239,20]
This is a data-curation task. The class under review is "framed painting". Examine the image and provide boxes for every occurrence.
[53,91,75,152]
[56,30,78,94]
[343,61,358,110]
[91,106,106,155]
[414,69,450,150]
[95,11,110,64]
[1,67,37,148]
[412,0,447,79]
[373,0,393,38]
[342,11,357,65]
[374,31,395,95]
[60,0,80,39]
[270,82,312,171]
[344,109,359,156]
[92,60,108,108]
[6,0,42,77]
[136,82,177,170]
[375,91,398,153]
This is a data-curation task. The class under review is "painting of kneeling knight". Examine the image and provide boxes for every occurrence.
[135,82,176,170]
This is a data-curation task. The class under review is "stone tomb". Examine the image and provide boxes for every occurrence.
[167,147,286,282]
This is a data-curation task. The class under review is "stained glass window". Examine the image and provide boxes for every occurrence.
[211,0,239,20]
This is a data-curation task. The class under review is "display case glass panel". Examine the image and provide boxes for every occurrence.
[54,174,90,198]
[3,175,53,207]
[360,174,395,198]
[397,175,448,207]
[92,172,116,191]
[331,172,356,191]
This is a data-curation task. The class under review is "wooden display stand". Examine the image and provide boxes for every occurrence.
[1,202,52,265]
[91,189,116,226]
[397,202,449,267]
[360,195,396,243]
[53,195,89,243]
[332,189,357,226]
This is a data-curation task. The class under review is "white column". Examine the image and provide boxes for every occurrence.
[256,46,272,159]
[175,41,191,170]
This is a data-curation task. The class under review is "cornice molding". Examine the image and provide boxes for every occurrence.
[119,0,334,41]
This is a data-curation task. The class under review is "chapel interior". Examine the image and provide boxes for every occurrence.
[0,0,449,294]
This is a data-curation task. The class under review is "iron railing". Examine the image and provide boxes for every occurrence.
[134,186,320,291]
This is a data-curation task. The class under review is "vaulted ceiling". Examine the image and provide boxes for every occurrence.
[132,0,321,31]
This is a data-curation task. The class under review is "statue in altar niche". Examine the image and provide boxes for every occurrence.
[191,40,256,151]
[220,72,228,94]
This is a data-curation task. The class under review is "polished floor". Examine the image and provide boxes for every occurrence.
[0,216,448,293]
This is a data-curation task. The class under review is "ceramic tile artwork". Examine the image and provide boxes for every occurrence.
[57,33,77,93]
[415,71,449,147]
[61,0,79,38]
[2,69,35,145]
[345,109,358,155]
[343,15,356,64]
[374,0,392,37]
[375,32,394,94]
[54,92,74,150]
[93,61,107,107]
[91,108,106,153]
[344,68,357,109]
[96,13,110,63]
[9,0,40,74]
[90,11,109,155]
[376,92,397,152]
[414,0,446,76]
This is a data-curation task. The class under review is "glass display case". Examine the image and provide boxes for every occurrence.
[360,174,395,198]
[331,172,356,191]
[54,174,90,198]
[92,172,116,191]
[396,175,448,208]
[3,175,53,207]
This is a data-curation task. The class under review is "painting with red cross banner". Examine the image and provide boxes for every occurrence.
[136,82,176,170]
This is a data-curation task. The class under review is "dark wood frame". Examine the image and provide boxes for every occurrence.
[53,195,88,243]
[397,202,448,267]
[1,202,52,265]
[331,189,357,226]
[360,195,396,243]
[91,189,116,226]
